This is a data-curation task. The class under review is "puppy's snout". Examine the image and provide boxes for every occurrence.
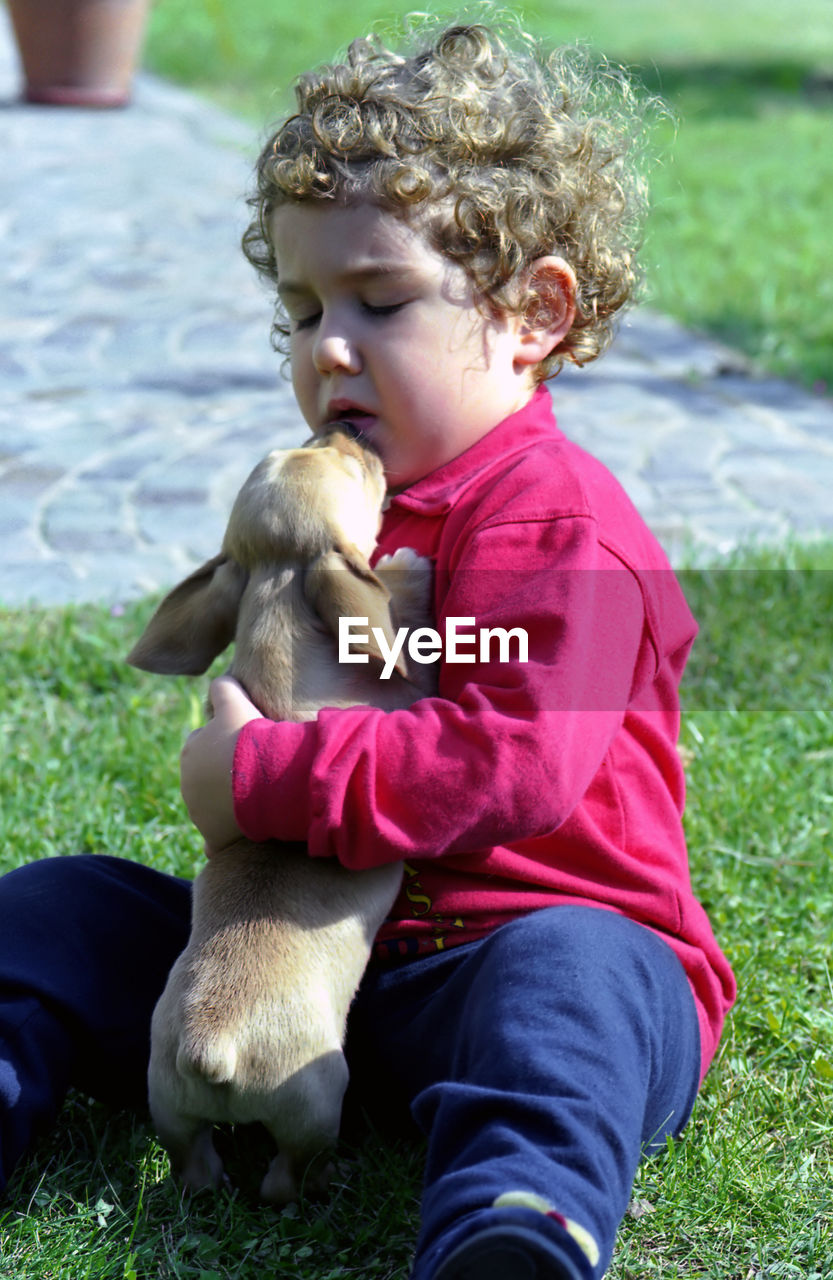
[330,419,363,442]
[306,423,385,496]
[313,421,380,457]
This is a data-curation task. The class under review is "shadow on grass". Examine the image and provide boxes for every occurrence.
[2,1093,424,1280]
[662,306,831,392]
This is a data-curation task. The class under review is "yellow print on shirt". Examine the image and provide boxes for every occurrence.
[402,861,465,950]
[402,860,432,915]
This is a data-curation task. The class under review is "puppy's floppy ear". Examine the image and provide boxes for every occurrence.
[127,554,248,675]
[305,546,408,678]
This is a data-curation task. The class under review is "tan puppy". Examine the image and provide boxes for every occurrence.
[128,425,434,1203]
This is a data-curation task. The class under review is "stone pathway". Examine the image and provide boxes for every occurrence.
[2,9,832,607]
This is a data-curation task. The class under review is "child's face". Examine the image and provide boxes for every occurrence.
[270,201,540,491]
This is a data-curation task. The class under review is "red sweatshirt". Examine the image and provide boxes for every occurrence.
[233,386,736,1081]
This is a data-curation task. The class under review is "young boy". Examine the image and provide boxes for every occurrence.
[0,18,735,1280]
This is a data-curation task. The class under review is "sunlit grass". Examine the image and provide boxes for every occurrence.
[2,543,833,1276]
[143,0,833,391]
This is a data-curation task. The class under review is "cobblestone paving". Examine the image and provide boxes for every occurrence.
[2,10,832,607]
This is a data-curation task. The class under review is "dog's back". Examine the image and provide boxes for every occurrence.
[130,428,433,1201]
[150,841,400,1201]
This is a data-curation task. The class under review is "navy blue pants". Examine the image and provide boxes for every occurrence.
[0,855,701,1278]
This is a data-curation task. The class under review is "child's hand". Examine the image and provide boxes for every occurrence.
[180,675,263,856]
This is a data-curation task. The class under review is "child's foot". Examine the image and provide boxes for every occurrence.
[431,1222,587,1279]
[431,1192,598,1280]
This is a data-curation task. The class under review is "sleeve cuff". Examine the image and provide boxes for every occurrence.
[232,717,318,843]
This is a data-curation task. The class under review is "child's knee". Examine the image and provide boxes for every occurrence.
[482,904,634,971]
[474,906,686,1021]
[0,855,97,919]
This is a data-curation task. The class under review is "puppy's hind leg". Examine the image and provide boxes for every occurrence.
[259,1146,336,1206]
[179,1124,227,1196]
[258,1050,349,1204]
[151,1099,226,1195]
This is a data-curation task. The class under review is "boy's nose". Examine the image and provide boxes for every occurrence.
[313,331,362,376]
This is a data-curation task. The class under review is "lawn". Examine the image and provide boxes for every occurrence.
[1,542,832,1277]
[2,4,832,1275]
[142,0,833,393]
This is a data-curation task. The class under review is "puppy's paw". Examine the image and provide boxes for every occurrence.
[375,546,428,572]
[376,545,419,565]
[375,547,433,624]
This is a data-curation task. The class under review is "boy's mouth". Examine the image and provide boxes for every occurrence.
[324,403,377,439]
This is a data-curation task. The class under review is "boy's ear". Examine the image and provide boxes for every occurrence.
[514,255,577,368]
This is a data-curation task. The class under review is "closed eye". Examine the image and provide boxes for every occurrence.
[290,301,404,331]
[362,301,408,318]
[292,311,321,332]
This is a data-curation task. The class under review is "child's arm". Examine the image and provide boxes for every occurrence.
[180,675,262,853]
[218,510,685,869]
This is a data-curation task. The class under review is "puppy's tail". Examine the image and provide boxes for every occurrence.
[176,1033,238,1085]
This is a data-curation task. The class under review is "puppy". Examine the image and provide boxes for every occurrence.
[128,425,434,1203]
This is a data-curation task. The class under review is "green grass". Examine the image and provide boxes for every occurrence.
[2,542,833,1276]
[142,0,833,392]
[643,71,833,389]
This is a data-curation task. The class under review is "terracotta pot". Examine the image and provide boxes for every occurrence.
[7,0,150,107]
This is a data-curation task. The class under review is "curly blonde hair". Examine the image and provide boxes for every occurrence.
[242,15,656,377]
